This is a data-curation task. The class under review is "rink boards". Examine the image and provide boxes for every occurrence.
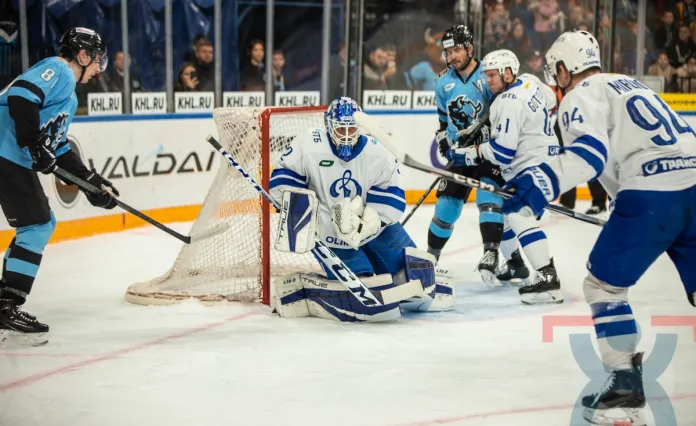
[1,108,695,245]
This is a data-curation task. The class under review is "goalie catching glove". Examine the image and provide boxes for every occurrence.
[331,196,381,249]
[274,188,319,254]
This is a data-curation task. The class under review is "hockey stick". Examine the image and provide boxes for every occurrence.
[204,135,425,307]
[53,167,229,244]
[401,114,489,226]
[354,112,607,227]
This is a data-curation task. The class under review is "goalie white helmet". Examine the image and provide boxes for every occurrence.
[481,49,520,78]
[544,30,601,86]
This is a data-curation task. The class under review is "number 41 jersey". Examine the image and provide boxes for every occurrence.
[556,73,696,197]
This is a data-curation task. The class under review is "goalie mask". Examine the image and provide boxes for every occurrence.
[325,97,362,162]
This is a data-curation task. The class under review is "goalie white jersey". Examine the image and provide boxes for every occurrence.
[269,128,406,249]
[553,73,696,197]
[479,74,558,181]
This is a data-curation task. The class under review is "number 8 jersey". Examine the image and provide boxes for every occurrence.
[554,73,696,198]
[0,57,77,169]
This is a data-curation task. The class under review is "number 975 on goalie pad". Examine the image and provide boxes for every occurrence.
[274,188,319,254]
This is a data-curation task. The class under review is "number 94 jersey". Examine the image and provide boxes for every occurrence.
[555,73,696,197]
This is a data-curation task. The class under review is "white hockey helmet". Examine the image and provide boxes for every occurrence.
[544,31,601,85]
[481,49,520,77]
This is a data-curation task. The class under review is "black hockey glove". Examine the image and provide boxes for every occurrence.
[30,135,57,174]
[84,169,120,210]
[457,122,490,148]
[436,131,450,157]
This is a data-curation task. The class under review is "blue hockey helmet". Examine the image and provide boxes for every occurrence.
[324,97,362,162]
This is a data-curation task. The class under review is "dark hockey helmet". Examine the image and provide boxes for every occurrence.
[60,27,108,72]
[441,25,473,51]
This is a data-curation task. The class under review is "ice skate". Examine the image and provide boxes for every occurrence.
[518,258,563,304]
[477,249,499,285]
[0,298,49,348]
[496,249,530,285]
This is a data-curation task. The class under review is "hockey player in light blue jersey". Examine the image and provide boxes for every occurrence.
[503,30,696,425]
[268,97,454,322]
[428,25,512,285]
[0,28,119,347]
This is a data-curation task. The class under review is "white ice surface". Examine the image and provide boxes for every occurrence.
[1,203,695,426]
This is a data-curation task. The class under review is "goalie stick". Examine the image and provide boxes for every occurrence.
[401,113,489,226]
[354,111,607,228]
[204,135,425,307]
[53,167,228,244]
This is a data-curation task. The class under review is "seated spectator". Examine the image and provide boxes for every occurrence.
[193,38,214,91]
[676,53,696,92]
[530,0,567,52]
[655,11,679,52]
[330,41,348,99]
[382,42,408,89]
[174,62,199,92]
[648,51,678,92]
[362,44,389,90]
[107,51,142,93]
[242,39,265,91]
[485,0,511,47]
[676,0,696,28]
[405,28,446,91]
[506,22,534,62]
[521,50,545,79]
[272,49,286,92]
[183,34,206,64]
[667,24,696,67]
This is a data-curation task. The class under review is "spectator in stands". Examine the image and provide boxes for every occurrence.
[667,24,696,67]
[174,62,199,92]
[330,41,347,99]
[510,0,534,30]
[576,22,590,32]
[522,50,545,79]
[272,49,286,92]
[506,21,534,62]
[183,34,206,64]
[193,38,214,91]
[362,44,389,90]
[382,42,408,89]
[107,51,142,93]
[676,0,696,27]
[567,4,586,29]
[655,11,679,52]
[530,0,567,52]
[405,28,446,91]
[241,39,265,91]
[677,53,696,92]
[485,0,511,51]
[649,51,678,92]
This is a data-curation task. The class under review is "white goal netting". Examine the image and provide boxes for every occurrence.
[125,106,325,305]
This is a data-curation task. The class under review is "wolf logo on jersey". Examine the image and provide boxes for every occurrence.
[447,96,483,130]
[40,112,70,150]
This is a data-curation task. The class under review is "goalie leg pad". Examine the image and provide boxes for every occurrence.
[396,247,454,312]
[274,273,402,322]
[274,188,318,254]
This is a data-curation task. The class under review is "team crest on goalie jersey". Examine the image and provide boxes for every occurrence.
[329,170,363,198]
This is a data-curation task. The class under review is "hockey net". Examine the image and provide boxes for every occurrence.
[125,106,326,306]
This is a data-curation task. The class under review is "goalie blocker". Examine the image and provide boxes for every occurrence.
[273,188,454,322]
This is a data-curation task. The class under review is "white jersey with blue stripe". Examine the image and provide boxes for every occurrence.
[269,128,406,250]
[479,74,558,181]
[552,73,696,197]
[435,61,493,143]
[0,57,77,169]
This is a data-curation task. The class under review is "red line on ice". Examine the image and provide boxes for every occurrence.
[0,312,256,392]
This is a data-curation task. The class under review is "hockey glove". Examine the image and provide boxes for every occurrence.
[30,135,57,174]
[84,169,120,210]
[331,196,381,249]
[436,131,450,157]
[456,121,490,147]
[502,165,560,217]
[446,145,480,167]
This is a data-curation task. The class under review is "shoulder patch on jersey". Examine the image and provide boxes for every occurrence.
[437,68,449,78]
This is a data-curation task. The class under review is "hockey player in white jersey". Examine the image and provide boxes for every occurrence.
[503,30,696,425]
[268,97,454,322]
[446,49,563,305]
